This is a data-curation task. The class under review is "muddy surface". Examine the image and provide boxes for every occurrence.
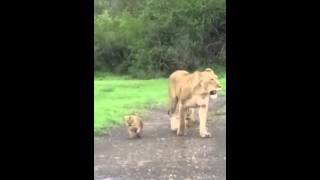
[94,96,226,180]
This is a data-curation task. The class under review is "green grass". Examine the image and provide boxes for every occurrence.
[94,78,168,135]
[218,74,226,95]
[216,69,226,95]
[94,71,226,135]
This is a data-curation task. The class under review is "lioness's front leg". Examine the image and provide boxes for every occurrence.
[199,98,211,138]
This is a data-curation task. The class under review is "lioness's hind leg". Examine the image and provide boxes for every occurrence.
[185,108,191,128]
[169,97,178,116]
[190,108,197,123]
[170,116,179,131]
[177,106,187,136]
[185,108,197,127]
[170,100,180,131]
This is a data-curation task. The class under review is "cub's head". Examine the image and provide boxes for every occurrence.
[199,68,221,99]
[124,114,141,127]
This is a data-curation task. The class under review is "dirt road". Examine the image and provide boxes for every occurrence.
[94,96,226,180]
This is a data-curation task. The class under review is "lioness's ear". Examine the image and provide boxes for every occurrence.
[205,68,213,72]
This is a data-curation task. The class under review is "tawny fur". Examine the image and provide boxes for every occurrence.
[168,68,221,138]
[124,115,143,139]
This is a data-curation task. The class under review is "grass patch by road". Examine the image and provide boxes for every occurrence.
[94,78,168,135]
[94,70,226,135]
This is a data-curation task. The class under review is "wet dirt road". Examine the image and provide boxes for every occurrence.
[94,96,226,180]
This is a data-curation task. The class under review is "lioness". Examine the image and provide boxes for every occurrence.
[168,68,221,138]
[124,114,143,139]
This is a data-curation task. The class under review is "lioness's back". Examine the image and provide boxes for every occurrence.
[169,70,189,82]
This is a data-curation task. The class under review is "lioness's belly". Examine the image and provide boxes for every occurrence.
[184,95,208,108]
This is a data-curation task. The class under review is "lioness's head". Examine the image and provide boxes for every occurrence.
[200,68,221,99]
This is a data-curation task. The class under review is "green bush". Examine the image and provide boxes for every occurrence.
[94,0,226,78]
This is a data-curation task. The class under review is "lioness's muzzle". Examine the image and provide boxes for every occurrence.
[210,90,217,95]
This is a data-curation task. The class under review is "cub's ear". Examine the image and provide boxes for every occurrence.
[124,116,130,122]
[205,68,214,73]
[124,116,134,126]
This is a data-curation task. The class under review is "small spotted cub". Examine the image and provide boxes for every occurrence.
[124,114,143,139]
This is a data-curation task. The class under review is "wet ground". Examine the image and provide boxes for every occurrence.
[94,96,226,180]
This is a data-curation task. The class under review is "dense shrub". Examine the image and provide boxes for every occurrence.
[94,0,225,78]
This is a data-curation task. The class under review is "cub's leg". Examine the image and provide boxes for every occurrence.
[136,127,142,138]
[128,128,137,138]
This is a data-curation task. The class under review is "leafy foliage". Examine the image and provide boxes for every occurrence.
[94,0,225,78]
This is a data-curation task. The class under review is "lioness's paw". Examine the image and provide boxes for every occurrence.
[177,130,186,136]
[200,131,212,138]
[171,128,178,132]
[170,123,178,131]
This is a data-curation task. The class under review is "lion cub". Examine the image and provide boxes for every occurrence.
[124,114,143,139]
